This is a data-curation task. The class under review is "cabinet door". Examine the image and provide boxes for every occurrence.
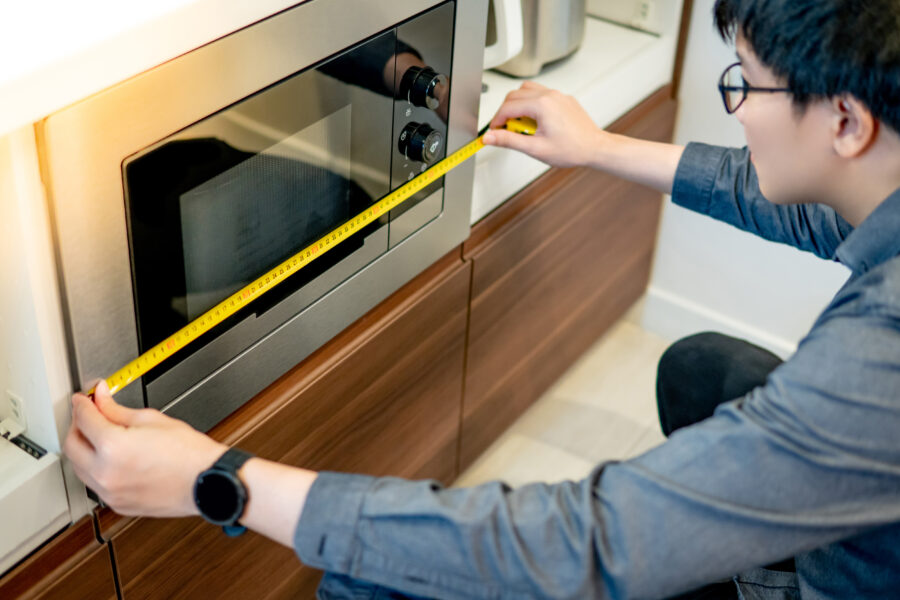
[460,86,677,469]
[100,251,471,599]
[0,517,116,600]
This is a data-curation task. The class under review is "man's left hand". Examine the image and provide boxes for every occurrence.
[64,380,227,517]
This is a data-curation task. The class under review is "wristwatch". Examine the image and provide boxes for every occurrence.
[193,447,254,537]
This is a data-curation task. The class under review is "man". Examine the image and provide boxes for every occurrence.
[65,0,900,597]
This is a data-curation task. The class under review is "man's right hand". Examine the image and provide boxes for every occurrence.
[483,81,610,168]
[483,81,685,195]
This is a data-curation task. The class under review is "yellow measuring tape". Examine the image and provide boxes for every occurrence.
[96,117,537,395]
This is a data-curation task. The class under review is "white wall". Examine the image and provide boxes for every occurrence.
[0,126,92,520]
[639,0,849,358]
[0,128,68,451]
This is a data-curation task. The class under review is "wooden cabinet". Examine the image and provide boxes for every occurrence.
[460,86,677,469]
[96,250,471,599]
[0,517,116,600]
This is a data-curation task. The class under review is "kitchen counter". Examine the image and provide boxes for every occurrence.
[473,16,676,223]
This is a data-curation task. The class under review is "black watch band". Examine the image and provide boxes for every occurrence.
[214,447,254,474]
[194,447,254,537]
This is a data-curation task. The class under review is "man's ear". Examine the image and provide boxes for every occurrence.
[832,95,877,158]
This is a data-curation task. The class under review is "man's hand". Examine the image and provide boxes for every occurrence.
[483,81,609,168]
[483,81,685,194]
[64,381,226,518]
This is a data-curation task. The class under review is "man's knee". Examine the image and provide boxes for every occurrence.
[656,332,771,436]
[657,332,731,396]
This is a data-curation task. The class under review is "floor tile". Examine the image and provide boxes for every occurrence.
[510,399,647,464]
[544,321,670,429]
[455,301,674,488]
[454,433,596,488]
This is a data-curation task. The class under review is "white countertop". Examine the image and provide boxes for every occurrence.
[472,17,676,224]
[0,0,298,138]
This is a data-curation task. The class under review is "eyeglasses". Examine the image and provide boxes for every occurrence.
[717,62,792,113]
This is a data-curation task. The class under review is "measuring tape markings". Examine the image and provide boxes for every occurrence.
[98,118,536,395]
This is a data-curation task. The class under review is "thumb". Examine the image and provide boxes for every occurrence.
[92,380,142,427]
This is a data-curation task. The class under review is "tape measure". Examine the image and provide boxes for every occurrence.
[94,117,537,396]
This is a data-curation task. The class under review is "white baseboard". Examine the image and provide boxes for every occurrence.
[636,286,798,360]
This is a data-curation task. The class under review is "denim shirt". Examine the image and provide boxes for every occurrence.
[294,143,900,599]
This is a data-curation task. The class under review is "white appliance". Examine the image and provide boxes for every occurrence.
[493,0,588,77]
[484,0,525,69]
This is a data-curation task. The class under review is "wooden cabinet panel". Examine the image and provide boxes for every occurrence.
[0,517,116,600]
[460,87,677,469]
[101,250,471,599]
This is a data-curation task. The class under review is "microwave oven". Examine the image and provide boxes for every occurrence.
[39,0,487,431]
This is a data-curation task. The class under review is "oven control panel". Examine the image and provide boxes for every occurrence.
[391,1,454,202]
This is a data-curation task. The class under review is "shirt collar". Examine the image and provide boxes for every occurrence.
[835,188,900,275]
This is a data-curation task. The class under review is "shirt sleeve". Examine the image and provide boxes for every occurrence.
[292,286,900,600]
[672,142,854,260]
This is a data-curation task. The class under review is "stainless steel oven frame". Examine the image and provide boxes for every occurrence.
[39,0,487,430]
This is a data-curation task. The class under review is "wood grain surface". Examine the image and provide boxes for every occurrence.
[460,88,677,469]
[0,517,116,600]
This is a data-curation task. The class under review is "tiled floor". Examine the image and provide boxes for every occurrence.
[455,300,672,488]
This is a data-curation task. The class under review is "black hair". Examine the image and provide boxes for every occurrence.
[713,0,900,133]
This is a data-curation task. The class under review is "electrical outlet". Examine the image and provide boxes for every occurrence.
[632,0,658,31]
[6,390,26,430]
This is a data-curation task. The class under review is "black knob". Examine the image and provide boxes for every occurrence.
[398,122,443,164]
[399,66,448,111]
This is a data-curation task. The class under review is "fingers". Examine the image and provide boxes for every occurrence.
[489,97,540,130]
[483,128,544,154]
[92,380,143,427]
[520,80,546,91]
[71,393,120,447]
[64,424,96,469]
[489,83,547,129]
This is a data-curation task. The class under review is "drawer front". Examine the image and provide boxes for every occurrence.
[0,517,116,600]
[461,89,676,469]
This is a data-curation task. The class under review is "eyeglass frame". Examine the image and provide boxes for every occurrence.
[717,61,793,114]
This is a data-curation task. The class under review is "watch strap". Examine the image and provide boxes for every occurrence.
[212,447,254,473]
[208,447,254,536]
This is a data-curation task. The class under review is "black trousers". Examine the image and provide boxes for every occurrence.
[657,331,785,600]
[656,331,783,437]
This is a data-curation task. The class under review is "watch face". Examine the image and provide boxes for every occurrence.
[194,470,243,525]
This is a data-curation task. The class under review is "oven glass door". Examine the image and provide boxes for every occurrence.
[124,29,408,407]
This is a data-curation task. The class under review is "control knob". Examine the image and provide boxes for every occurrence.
[398,122,443,164]
[399,66,448,111]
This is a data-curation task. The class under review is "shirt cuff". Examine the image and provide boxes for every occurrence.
[294,471,377,573]
[671,142,729,215]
